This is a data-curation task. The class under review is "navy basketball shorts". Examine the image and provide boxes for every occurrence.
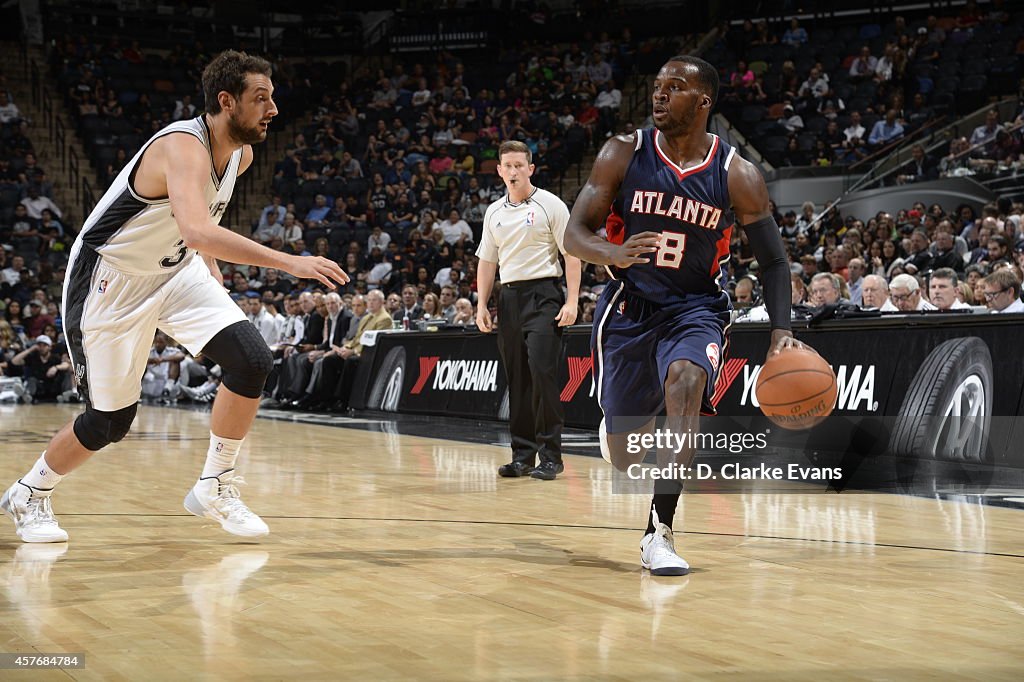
[591,281,731,434]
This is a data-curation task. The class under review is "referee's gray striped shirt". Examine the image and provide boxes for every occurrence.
[477,187,571,283]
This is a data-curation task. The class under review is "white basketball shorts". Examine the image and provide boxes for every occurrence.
[63,250,246,411]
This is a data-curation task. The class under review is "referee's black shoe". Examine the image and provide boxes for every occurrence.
[498,461,535,478]
[530,462,564,480]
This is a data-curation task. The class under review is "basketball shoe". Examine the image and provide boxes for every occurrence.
[184,470,269,537]
[599,417,656,465]
[640,522,690,576]
[599,418,612,463]
[1,481,69,543]
[180,381,219,403]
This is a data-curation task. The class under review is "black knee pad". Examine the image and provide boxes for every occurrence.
[200,320,273,398]
[73,403,138,451]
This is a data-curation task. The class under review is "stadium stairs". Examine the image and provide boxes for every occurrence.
[3,41,101,228]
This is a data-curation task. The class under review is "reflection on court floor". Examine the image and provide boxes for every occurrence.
[1,404,1022,679]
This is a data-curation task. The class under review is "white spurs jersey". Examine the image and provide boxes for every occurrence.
[75,116,242,274]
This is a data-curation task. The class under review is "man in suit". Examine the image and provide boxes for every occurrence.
[392,284,424,326]
[293,292,353,409]
[274,291,324,402]
[896,144,938,184]
[317,289,394,411]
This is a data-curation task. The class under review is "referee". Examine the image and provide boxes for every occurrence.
[476,141,582,481]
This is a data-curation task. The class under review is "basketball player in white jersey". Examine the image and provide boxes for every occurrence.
[1,51,348,543]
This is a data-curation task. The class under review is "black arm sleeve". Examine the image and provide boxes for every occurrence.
[741,215,792,331]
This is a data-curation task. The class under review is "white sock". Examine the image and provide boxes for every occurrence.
[21,452,65,492]
[201,433,242,479]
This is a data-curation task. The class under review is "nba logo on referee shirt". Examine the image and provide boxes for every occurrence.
[98,279,108,293]
[526,210,535,226]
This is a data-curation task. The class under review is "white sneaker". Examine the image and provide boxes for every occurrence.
[1,481,69,543]
[599,418,612,463]
[640,523,690,576]
[599,417,656,465]
[184,471,269,538]
[180,381,218,403]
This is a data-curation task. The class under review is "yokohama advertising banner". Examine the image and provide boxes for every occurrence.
[355,314,1024,463]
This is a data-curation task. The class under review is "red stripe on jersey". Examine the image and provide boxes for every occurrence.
[654,131,719,181]
[711,224,734,278]
[605,205,625,245]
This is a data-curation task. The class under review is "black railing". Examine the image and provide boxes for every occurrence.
[55,116,66,174]
[82,176,95,218]
[29,53,88,228]
[68,144,79,208]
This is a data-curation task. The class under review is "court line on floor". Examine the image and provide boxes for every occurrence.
[51,513,1024,559]
[247,410,1024,510]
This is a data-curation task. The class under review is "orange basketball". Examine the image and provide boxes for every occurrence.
[755,347,837,430]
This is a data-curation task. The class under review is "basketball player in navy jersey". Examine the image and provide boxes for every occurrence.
[565,56,807,575]
[2,51,348,544]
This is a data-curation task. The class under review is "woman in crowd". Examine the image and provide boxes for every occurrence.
[0,318,22,371]
[881,239,905,278]
[414,265,433,291]
[42,322,62,348]
[791,273,807,305]
[313,237,331,259]
[422,292,442,320]
[4,300,23,328]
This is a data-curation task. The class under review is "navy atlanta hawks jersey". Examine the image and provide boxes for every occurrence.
[605,128,737,303]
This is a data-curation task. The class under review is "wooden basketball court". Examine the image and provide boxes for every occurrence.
[2,404,1022,680]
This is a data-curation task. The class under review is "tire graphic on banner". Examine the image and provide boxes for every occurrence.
[368,347,406,412]
[890,337,992,461]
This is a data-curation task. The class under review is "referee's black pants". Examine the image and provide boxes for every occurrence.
[497,277,565,467]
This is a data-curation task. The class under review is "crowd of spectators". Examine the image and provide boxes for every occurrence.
[712,6,1024,169]
[7,189,1023,405]
[48,34,311,188]
[0,84,70,267]
[733,194,1024,321]
[4,21,1024,409]
[243,32,637,307]
[0,79,77,404]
